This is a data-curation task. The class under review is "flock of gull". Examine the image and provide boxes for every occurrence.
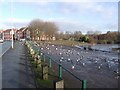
[34,42,119,79]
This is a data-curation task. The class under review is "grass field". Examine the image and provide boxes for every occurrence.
[36,40,87,47]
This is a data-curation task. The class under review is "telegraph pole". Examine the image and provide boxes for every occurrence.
[11,0,14,48]
[11,28,14,48]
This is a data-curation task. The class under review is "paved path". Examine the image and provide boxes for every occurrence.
[2,41,36,88]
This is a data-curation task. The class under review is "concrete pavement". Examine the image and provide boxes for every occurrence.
[2,41,36,88]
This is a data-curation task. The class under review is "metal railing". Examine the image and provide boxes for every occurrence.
[26,41,87,90]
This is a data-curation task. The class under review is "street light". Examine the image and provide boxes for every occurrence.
[10,28,14,48]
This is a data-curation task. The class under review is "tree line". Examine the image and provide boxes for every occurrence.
[28,19,120,44]
[57,31,120,44]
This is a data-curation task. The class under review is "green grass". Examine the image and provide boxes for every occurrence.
[36,40,87,47]
[29,55,55,88]
[36,78,53,88]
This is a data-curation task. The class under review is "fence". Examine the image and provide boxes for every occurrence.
[25,41,87,90]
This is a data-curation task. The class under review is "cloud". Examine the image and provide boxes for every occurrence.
[4,18,30,23]
[0,1,118,33]
[0,18,30,29]
[1,0,119,2]
[55,20,102,34]
[59,2,117,19]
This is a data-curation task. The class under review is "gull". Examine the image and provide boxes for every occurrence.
[59,52,62,55]
[115,59,118,62]
[52,45,54,47]
[114,69,119,74]
[95,60,98,63]
[98,66,101,70]
[68,58,71,61]
[61,57,64,60]
[82,62,85,66]
[77,52,80,55]
[68,50,71,52]
[60,59,62,62]
[72,65,75,69]
[77,59,79,62]
[56,48,58,50]
[108,63,111,69]
[41,53,43,55]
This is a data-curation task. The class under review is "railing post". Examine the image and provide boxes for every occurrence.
[40,52,43,60]
[49,58,52,68]
[44,54,45,62]
[59,64,62,78]
[82,80,86,90]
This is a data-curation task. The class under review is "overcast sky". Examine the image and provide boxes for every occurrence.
[0,0,119,34]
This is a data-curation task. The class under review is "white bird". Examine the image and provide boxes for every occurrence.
[41,53,43,55]
[77,59,79,62]
[59,52,62,55]
[68,58,71,61]
[77,52,80,55]
[72,65,75,69]
[60,59,62,62]
[68,50,71,52]
[114,69,119,74]
[98,66,101,69]
[82,63,85,66]
[61,57,64,60]
[52,45,54,47]
[108,64,111,69]
[95,60,98,63]
[56,48,58,50]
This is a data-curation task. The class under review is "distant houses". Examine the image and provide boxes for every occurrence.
[0,27,56,41]
[16,27,31,40]
[33,32,56,41]
[0,27,30,41]
[3,29,17,40]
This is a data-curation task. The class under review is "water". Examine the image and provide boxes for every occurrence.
[91,44,119,52]
[0,41,12,57]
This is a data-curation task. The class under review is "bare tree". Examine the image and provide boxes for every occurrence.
[28,19,44,40]
[28,19,58,41]
[43,22,58,40]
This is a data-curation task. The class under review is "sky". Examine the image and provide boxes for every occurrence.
[0,0,119,34]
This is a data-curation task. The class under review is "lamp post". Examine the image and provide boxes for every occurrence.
[12,29,14,48]
[10,28,14,48]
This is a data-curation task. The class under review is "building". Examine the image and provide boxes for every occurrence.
[3,29,17,40]
[16,27,31,40]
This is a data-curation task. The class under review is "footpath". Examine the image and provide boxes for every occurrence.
[2,41,36,88]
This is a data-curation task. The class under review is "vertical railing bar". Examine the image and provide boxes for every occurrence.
[82,80,87,90]
[59,64,62,78]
